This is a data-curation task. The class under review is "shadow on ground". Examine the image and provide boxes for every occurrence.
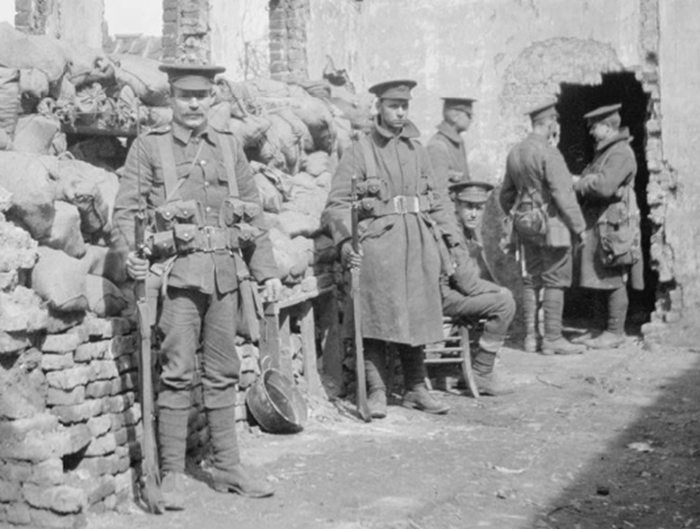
[530,349,700,529]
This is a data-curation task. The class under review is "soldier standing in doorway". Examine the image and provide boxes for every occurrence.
[427,97,476,197]
[499,99,586,356]
[111,63,282,509]
[323,79,462,419]
[572,103,644,349]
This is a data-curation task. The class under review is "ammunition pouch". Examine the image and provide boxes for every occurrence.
[355,177,388,202]
[154,199,203,232]
[220,197,264,249]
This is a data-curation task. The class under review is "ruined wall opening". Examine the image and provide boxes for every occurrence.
[558,72,656,331]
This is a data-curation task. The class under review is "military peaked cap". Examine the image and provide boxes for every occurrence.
[442,97,476,113]
[368,79,417,100]
[158,63,226,90]
[450,180,494,203]
[583,103,622,124]
[525,98,559,121]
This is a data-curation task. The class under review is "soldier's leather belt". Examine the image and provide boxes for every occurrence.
[172,225,237,254]
[372,195,430,216]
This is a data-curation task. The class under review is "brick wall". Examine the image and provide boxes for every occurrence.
[269,0,309,82]
[162,0,211,63]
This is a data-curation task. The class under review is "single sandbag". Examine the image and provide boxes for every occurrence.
[111,54,170,107]
[40,200,86,259]
[12,113,63,155]
[43,157,118,235]
[18,68,50,110]
[267,227,294,282]
[0,22,67,84]
[0,151,57,239]
[302,151,332,178]
[80,244,109,276]
[289,236,314,275]
[228,114,272,148]
[259,110,306,174]
[273,210,322,238]
[254,171,283,214]
[0,67,20,139]
[85,275,127,317]
[289,98,335,154]
[32,247,88,312]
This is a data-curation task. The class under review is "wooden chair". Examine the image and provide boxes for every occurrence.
[423,317,480,398]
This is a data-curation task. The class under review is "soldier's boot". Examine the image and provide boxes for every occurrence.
[364,340,388,419]
[207,407,274,498]
[471,347,515,396]
[399,347,450,415]
[585,286,628,349]
[158,407,190,511]
[541,287,585,356]
[522,287,540,353]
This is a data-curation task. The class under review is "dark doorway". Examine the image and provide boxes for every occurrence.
[557,72,656,333]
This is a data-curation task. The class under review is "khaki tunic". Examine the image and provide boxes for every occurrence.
[427,121,469,196]
[111,121,278,293]
[323,119,460,346]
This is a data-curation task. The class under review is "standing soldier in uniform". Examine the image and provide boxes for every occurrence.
[427,97,475,197]
[573,103,643,349]
[322,79,461,419]
[111,63,282,509]
[499,99,586,355]
[441,179,517,396]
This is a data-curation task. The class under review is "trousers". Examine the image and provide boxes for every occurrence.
[157,286,239,410]
[441,282,516,351]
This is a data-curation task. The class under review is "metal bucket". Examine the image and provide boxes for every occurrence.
[245,368,308,434]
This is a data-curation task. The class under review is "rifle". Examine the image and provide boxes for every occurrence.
[134,109,165,514]
[351,174,371,423]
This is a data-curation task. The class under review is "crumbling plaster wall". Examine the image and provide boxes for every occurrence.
[356,0,643,177]
[305,0,364,86]
[15,0,104,50]
[657,0,700,339]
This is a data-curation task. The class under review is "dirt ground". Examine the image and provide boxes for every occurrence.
[90,332,700,529]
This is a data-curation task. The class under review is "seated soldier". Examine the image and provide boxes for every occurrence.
[441,179,516,396]
[451,180,496,281]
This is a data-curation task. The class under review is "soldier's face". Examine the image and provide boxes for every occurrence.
[456,201,485,231]
[453,109,473,133]
[171,88,213,131]
[377,99,409,131]
[589,120,610,142]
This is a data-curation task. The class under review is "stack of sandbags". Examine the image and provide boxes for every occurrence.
[0,149,125,319]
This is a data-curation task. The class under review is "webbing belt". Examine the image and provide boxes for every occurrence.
[370,195,430,216]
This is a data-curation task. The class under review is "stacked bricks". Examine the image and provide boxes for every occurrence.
[0,316,141,528]
[162,0,211,64]
[269,0,310,82]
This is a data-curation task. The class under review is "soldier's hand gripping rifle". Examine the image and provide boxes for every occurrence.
[134,112,165,514]
[351,175,372,423]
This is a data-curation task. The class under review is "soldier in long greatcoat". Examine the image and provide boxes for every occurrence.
[427,97,475,197]
[322,79,461,418]
[573,103,644,349]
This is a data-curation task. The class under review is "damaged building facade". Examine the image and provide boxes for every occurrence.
[1,0,700,527]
